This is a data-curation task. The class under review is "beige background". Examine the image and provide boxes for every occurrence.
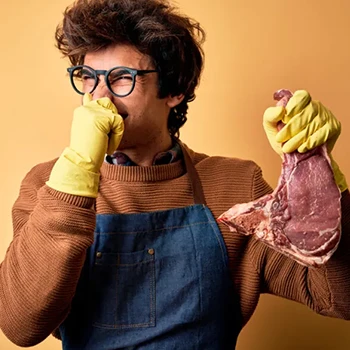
[1,0,349,349]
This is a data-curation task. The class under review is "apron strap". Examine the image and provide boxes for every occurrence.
[178,141,207,206]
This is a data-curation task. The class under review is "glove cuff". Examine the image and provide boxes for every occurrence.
[329,155,348,192]
[46,148,100,198]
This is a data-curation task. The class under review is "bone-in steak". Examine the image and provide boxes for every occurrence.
[217,90,341,267]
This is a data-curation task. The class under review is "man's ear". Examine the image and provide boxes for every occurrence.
[166,94,185,108]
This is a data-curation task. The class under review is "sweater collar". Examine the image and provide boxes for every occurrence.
[105,142,182,166]
[100,143,197,183]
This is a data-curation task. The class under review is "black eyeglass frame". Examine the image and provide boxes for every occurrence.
[67,65,158,97]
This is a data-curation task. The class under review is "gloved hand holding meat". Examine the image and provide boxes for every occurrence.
[218,89,347,267]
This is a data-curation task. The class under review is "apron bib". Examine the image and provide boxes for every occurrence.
[59,144,238,349]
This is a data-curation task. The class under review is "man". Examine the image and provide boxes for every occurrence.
[0,0,349,348]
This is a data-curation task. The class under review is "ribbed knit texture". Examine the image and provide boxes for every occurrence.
[1,145,349,347]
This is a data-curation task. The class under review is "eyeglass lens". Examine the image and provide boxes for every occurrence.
[71,66,134,96]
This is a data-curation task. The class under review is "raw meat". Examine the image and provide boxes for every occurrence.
[217,90,341,267]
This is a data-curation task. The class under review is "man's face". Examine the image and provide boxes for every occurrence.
[83,44,177,152]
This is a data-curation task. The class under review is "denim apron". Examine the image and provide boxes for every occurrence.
[59,144,238,349]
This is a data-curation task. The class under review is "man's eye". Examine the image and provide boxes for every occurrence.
[82,74,95,81]
[110,75,132,82]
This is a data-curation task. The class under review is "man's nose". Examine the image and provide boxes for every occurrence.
[91,78,113,100]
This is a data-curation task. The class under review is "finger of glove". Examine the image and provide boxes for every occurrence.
[285,90,312,117]
[83,94,119,114]
[270,139,283,157]
[292,123,330,153]
[280,115,325,153]
[70,113,109,146]
[323,109,341,152]
[276,101,319,143]
[70,112,121,167]
[76,108,117,135]
[95,97,119,114]
[263,106,285,127]
[282,121,327,153]
[106,115,125,155]
[263,126,283,156]
[83,93,93,105]
[262,106,285,157]
[326,134,339,154]
[294,108,340,153]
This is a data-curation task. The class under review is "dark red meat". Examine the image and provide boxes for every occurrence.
[217,90,341,267]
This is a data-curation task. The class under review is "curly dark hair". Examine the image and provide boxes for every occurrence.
[55,0,205,138]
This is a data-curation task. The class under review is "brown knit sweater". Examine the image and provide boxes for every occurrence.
[1,145,350,347]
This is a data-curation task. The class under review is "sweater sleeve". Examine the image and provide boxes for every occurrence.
[248,166,350,320]
[0,162,96,347]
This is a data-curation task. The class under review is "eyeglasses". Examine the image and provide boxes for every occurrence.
[67,65,158,97]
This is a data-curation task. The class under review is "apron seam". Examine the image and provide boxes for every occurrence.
[188,218,203,350]
[95,220,218,235]
[203,207,229,269]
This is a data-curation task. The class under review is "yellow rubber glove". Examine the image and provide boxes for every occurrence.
[46,93,124,198]
[263,90,347,192]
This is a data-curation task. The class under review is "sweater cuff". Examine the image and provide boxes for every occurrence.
[43,185,95,209]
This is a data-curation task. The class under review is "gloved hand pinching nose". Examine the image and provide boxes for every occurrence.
[46,93,124,198]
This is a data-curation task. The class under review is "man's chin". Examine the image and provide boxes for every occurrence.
[116,136,135,151]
